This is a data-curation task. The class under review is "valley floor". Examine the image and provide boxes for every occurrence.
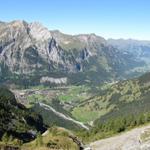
[90,124,150,150]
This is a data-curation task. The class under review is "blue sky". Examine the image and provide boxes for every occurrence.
[1,0,150,40]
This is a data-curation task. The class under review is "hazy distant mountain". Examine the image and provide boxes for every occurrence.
[0,20,149,86]
[108,38,150,58]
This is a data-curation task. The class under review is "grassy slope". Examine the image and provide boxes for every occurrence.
[70,75,150,123]
[22,127,78,150]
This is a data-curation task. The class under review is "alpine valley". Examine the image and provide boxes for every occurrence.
[1,20,150,150]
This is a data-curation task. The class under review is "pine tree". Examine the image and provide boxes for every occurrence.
[2,132,9,145]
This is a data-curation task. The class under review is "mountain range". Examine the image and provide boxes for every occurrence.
[0,20,150,87]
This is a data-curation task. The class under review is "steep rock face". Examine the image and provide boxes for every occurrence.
[0,20,147,85]
[0,21,89,76]
[0,21,31,73]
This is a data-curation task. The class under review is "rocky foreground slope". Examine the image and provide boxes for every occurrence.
[90,124,150,150]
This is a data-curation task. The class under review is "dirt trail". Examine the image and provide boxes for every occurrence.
[39,103,89,130]
[90,124,150,150]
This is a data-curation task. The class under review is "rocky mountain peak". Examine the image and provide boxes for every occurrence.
[76,33,106,44]
[29,22,52,41]
[9,20,27,27]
